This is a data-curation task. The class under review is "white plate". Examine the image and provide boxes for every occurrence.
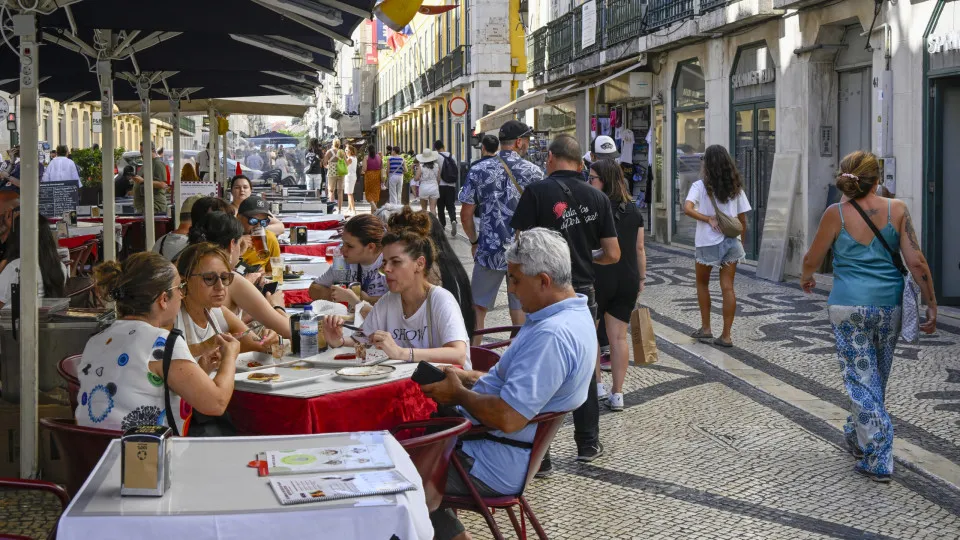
[335,365,396,382]
[234,366,330,388]
[300,347,388,368]
[235,352,303,372]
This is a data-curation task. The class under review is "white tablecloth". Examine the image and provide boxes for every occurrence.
[57,433,433,540]
[281,253,328,278]
[278,213,344,223]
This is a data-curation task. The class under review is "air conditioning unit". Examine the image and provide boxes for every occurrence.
[511,57,520,67]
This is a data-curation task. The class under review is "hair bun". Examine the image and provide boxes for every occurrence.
[387,206,431,237]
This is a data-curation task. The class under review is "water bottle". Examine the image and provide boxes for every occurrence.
[299,306,318,358]
[331,245,349,285]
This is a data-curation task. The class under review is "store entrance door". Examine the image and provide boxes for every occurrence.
[733,101,775,260]
[932,76,960,306]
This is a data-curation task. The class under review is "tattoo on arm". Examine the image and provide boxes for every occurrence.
[904,211,921,251]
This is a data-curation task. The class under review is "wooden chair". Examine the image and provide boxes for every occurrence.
[390,417,473,512]
[39,418,122,498]
[474,325,522,351]
[441,411,569,540]
[56,355,81,412]
[469,346,501,373]
[0,478,69,540]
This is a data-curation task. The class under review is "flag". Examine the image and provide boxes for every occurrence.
[236,161,243,176]
[419,4,458,15]
[385,24,412,52]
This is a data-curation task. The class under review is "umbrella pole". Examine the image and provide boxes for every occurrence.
[16,15,40,479]
[222,131,228,183]
[171,97,181,228]
[98,57,117,261]
[210,105,219,189]
[139,82,156,250]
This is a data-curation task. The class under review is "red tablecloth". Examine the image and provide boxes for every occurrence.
[78,216,172,224]
[59,234,99,259]
[280,243,338,257]
[283,288,313,306]
[284,219,341,230]
[227,379,437,435]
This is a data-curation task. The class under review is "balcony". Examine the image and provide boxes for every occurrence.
[646,0,694,31]
[572,5,601,58]
[527,27,547,78]
[546,13,574,75]
[604,0,646,48]
[450,46,466,81]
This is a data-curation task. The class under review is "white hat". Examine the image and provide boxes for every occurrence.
[591,135,619,159]
[416,148,440,163]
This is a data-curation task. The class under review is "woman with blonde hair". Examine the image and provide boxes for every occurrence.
[801,150,936,483]
[181,162,200,182]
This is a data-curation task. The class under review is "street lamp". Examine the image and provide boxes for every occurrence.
[325,97,332,109]
[352,50,362,70]
[334,82,342,97]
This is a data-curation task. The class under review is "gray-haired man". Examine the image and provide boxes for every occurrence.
[420,228,597,540]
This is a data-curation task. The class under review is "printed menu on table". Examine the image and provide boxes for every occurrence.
[269,470,415,506]
[256,442,394,476]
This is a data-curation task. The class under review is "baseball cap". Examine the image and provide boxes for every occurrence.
[180,194,204,215]
[591,135,619,159]
[237,195,273,217]
[498,120,533,142]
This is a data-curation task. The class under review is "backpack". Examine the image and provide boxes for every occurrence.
[335,154,348,176]
[440,153,458,185]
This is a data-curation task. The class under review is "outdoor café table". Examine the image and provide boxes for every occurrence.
[56,432,433,540]
[281,252,328,278]
[56,222,122,260]
[278,213,344,230]
[227,357,437,436]
[280,278,314,306]
[279,229,341,257]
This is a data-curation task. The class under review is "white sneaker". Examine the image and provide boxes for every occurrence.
[597,382,609,401]
[607,393,624,411]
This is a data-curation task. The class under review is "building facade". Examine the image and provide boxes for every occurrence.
[372,0,528,163]
[517,0,959,307]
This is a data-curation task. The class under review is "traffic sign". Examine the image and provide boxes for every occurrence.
[448,96,468,117]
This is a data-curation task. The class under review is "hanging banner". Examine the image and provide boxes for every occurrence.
[92,111,102,133]
[366,20,379,64]
[582,1,597,48]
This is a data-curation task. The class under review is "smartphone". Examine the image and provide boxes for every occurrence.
[261,281,279,296]
[411,361,447,385]
[236,260,263,276]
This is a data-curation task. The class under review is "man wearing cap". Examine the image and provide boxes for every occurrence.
[237,195,282,273]
[583,135,620,181]
[459,120,543,339]
[133,143,169,215]
[152,194,204,261]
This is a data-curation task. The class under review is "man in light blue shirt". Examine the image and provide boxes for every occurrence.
[421,228,596,540]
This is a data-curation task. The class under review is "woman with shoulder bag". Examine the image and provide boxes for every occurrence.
[800,151,937,483]
[682,145,751,348]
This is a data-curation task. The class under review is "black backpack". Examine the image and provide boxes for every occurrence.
[440,153,459,185]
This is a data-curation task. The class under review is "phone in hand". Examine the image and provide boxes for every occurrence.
[236,260,263,276]
[411,361,447,385]
[261,281,279,296]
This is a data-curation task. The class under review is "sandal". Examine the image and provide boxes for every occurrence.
[690,328,713,342]
[713,337,734,348]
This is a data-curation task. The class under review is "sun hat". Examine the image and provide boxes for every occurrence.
[416,148,440,163]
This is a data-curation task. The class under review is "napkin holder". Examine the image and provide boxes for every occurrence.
[120,425,172,497]
[294,226,308,245]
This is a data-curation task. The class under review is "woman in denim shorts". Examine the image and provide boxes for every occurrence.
[682,145,752,347]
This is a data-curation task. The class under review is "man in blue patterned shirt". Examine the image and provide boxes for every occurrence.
[459,121,544,341]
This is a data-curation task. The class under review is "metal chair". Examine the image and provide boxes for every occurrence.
[442,411,569,540]
[0,478,70,540]
[39,418,122,498]
[56,355,81,412]
[474,325,522,351]
[390,416,473,512]
[469,346,501,373]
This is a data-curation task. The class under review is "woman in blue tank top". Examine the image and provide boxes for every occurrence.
[800,151,937,483]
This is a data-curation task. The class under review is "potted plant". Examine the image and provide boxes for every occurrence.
[73,147,125,205]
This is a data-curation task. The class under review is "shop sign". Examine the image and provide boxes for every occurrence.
[928,31,960,54]
[732,68,775,89]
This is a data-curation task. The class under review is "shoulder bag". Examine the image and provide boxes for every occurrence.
[162,329,185,436]
[497,157,523,195]
[707,191,743,238]
[848,200,921,344]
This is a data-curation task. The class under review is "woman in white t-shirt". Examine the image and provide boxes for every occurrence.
[174,243,279,360]
[682,144,752,348]
[0,215,67,308]
[308,214,388,311]
[322,208,470,367]
[76,252,240,434]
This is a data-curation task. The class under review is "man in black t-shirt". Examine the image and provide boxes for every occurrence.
[510,133,620,464]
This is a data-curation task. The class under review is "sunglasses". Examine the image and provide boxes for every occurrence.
[158,281,187,300]
[247,217,270,228]
[190,272,235,287]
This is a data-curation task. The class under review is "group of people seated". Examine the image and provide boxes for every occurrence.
[68,173,598,540]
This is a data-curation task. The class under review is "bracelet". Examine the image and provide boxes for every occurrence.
[273,305,288,315]
[408,348,414,363]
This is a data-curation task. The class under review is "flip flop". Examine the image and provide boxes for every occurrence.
[713,338,734,348]
[690,328,713,341]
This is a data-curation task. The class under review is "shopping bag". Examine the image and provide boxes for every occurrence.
[630,307,658,365]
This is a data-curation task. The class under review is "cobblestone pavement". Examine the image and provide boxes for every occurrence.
[457,231,960,539]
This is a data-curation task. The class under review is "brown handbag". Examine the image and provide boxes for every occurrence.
[707,192,743,238]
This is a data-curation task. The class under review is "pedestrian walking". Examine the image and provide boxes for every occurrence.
[434,140,459,236]
[459,121,543,337]
[344,146,358,215]
[415,148,441,216]
[587,159,646,411]
[362,146,383,213]
[304,138,324,191]
[683,144,751,348]
[42,144,81,186]
[324,140,342,200]
[386,146,406,205]
[800,150,937,483]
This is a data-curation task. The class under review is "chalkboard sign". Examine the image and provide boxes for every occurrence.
[39,180,80,218]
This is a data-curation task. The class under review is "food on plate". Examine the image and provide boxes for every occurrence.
[247,372,281,382]
[354,341,368,361]
[334,353,357,360]
[247,361,263,368]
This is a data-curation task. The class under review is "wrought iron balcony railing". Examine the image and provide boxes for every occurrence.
[604,0,646,48]
[646,0,694,30]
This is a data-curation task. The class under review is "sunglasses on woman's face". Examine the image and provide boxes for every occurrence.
[247,217,270,228]
[190,272,235,287]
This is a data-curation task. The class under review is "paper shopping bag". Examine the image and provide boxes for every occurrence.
[630,307,659,365]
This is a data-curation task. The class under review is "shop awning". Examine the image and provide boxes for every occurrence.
[544,58,649,103]
[475,89,547,133]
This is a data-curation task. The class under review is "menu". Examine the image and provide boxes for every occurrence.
[269,470,414,506]
[39,180,80,218]
[257,443,394,477]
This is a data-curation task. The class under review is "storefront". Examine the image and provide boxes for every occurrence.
[730,43,776,260]
[925,0,960,306]
[671,59,706,247]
